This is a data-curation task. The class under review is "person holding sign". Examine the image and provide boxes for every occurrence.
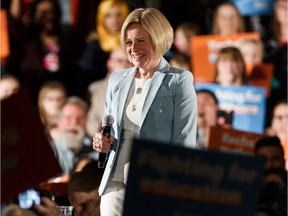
[214,46,250,86]
[92,8,197,215]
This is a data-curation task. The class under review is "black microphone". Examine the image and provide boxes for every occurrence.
[98,115,114,168]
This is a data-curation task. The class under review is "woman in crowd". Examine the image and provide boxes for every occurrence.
[92,8,197,215]
[78,0,130,90]
[38,80,67,132]
[173,22,200,58]
[211,2,245,36]
[214,46,250,86]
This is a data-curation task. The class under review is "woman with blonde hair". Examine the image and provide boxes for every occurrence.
[93,8,197,215]
[78,0,130,85]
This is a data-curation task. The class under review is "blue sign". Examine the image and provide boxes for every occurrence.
[196,83,266,134]
[123,138,265,216]
[231,0,275,16]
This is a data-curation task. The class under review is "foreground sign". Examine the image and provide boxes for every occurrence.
[123,139,265,216]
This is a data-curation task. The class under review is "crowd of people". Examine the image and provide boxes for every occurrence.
[1,0,287,215]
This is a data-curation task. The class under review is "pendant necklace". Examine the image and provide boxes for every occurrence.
[131,78,151,112]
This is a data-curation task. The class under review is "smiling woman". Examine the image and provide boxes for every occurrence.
[92,8,198,216]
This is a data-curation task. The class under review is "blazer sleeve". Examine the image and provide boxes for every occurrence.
[173,70,197,148]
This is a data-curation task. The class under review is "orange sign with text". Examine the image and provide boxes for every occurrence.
[208,126,264,155]
[190,33,260,83]
[1,9,10,59]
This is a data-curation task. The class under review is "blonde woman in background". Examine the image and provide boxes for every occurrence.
[78,0,130,86]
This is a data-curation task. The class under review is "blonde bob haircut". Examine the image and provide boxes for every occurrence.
[120,8,174,60]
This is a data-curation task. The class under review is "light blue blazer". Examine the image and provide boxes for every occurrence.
[99,58,197,195]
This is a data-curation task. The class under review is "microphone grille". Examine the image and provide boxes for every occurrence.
[103,115,114,126]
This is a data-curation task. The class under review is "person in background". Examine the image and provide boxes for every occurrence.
[2,204,38,216]
[239,38,264,65]
[214,46,250,86]
[265,0,287,120]
[172,22,200,58]
[50,96,98,174]
[196,89,219,149]
[10,0,77,101]
[265,99,288,169]
[254,136,286,171]
[92,8,197,215]
[169,52,192,71]
[0,73,20,100]
[67,170,102,216]
[211,2,245,36]
[256,166,287,216]
[38,80,67,132]
[35,169,103,216]
[86,47,132,137]
[78,0,130,96]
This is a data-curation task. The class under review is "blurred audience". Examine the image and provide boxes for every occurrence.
[266,0,287,118]
[50,96,98,174]
[86,46,132,137]
[214,46,250,86]
[38,80,67,132]
[211,2,244,36]
[0,73,20,100]
[8,0,77,101]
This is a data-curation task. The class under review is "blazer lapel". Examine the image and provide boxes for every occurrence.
[141,58,170,126]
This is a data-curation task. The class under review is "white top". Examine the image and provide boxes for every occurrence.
[111,78,151,184]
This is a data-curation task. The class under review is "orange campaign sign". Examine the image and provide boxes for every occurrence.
[190,33,260,83]
[1,9,10,59]
[207,126,265,155]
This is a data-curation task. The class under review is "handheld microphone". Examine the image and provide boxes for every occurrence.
[98,115,114,168]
